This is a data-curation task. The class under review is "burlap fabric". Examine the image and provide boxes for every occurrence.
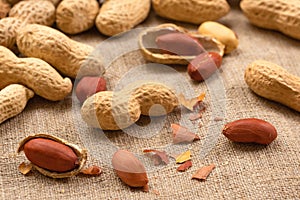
[1,1,299,199]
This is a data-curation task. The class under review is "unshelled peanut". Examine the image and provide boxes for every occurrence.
[244,60,300,112]
[240,0,300,40]
[16,24,104,78]
[96,0,151,36]
[81,82,178,130]
[0,46,72,101]
[0,84,34,124]
[56,0,99,34]
[152,0,230,24]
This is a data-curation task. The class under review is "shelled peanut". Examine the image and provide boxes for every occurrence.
[16,24,104,78]
[244,60,300,112]
[0,46,72,101]
[240,0,300,40]
[152,0,230,24]
[81,82,178,130]
[222,118,277,144]
[18,134,87,178]
[96,0,151,36]
[198,21,239,54]
[0,84,34,124]
[56,0,99,34]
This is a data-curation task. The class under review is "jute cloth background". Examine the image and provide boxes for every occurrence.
[0,1,299,199]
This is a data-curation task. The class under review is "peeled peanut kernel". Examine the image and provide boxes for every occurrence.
[222,118,277,145]
[156,32,204,56]
[112,149,149,191]
[75,76,107,104]
[187,52,222,82]
[198,21,239,54]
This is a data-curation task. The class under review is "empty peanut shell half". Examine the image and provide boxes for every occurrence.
[139,23,225,64]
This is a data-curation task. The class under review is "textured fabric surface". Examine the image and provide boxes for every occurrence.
[1,1,300,199]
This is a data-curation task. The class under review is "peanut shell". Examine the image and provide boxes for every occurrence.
[9,0,56,26]
[56,0,99,34]
[96,0,151,36]
[240,0,300,40]
[139,23,224,65]
[244,60,300,112]
[0,84,34,124]
[0,46,72,101]
[152,0,230,24]
[16,24,104,78]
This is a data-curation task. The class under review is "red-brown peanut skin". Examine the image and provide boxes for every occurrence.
[24,138,79,172]
[187,52,222,82]
[75,76,107,103]
[222,118,277,145]
[156,32,204,56]
[112,150,148,189]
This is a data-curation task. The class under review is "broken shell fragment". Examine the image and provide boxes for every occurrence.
[139,23,225,65]
[18,134,87,178]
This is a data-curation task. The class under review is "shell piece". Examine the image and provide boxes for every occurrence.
[9,0,56,26]
[240,0,300,40]
[152,0,230,24]
[0,17,24,51]
[95,0,151,36]
[139,24,225,65]
[244,60,300,112]
[0,46,72,101]
[16,24,104,78]
[0,84,34,124]
[56,0,99,34]
[18,134,87,178]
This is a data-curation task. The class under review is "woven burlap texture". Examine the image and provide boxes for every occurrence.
[0,3,299,200]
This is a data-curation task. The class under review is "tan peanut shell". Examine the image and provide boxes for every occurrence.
[56,0,99,34]
[0,84,34,124]
[95,0,151,36]
[18,134,87,178]
[244,60,300,112]
[240,0,300,40]
[9,0,56,26]
[152,0,230,24]
[0,17,24,51]
[8,0,61,6]
[16,24,104,78]
[81,82,178,130]
[198,21,239,54]
[0,0,10,19]
[139,23,225,65]
[0,46,72,101]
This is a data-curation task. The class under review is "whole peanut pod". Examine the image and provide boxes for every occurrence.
[0,46,72,101]
[0,17,24,51]
[18,134,87,178]
[222,118,277,144]
[16,24,104,78]
[9,0,56,26]
[96,0,151,36]
[81,82,178,130]
[56,0,99,34]
[112,149,149,191]
[0,84,34,124]
[245,60,300,112]
[0,0,10,19]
